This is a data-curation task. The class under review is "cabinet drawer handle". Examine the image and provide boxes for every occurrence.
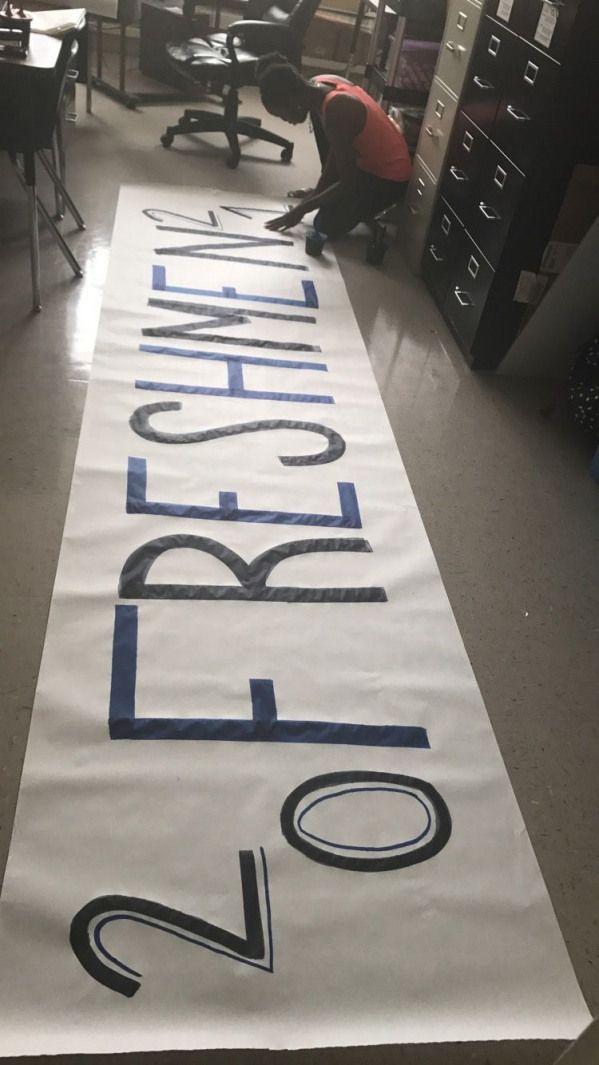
[445,40,456,51]
[462,130,474,151]
[450,166,468,182]
[441,214,452,235]
[429,245,444,262]
[473,75,494,90]
[456,10,468,30]
[454,287,474,307]
[506,104,531,121]
[494,165,507,189]
[479,202,501,220]
[544,0,564,6]
[467,256,480,278]
[425,125,438,138]
[524,61,539,85]
[434,99,446,119]
[488,35,501,57]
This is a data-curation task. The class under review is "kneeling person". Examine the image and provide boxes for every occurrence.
[255,54,412,238]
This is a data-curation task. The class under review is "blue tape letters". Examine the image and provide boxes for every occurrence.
[126,457,362,528]
[109,606,428,747]
[152,266,319,308]
[135,343,333,405]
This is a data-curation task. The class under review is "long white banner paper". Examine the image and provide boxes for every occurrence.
[0,187,590,1056]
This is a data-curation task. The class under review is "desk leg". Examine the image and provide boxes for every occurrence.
[37,151,86,232]
[119,19,127,94]
[86,16,93,113]
[97,15,103,82]
[364,0,386,89]
[91,14,139,108]
[24,153,41,313]
[345,0,366,77]
[51,132,65,219]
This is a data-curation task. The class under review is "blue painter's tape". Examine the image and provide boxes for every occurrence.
[140,343,326,372]
[135,380,334,405]
[152,267,319,308]
[126,457,362,528]
[109,607,429,749]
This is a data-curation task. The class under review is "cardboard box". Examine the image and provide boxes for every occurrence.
[320,0,361,12]
[538,166,599,283]
[550,165,599,245]
[304,9,371,65]
[514,164,599,332]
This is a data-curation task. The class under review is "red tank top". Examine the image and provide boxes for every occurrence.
[314,76,412,183]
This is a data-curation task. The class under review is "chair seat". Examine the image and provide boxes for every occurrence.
[166,36,257,72]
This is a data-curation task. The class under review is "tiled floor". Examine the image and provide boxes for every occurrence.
[0,77,597,1065]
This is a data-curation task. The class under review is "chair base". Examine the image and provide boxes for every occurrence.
[160,100,294,169]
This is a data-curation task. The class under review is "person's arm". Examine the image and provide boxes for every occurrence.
[314,150,338,194]
[266,96,365,232]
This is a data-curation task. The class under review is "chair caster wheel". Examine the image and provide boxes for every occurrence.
[161,131,174,148]
[366,238,388,265]
[281,146,293,163]
[227,152,240,169]
[306,230,326,257]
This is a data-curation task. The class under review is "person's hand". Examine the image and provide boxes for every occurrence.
[265,205,306,232]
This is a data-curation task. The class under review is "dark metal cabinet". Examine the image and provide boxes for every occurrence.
[460,17,513,134]
[489,0,582,63]
[422,199,464,303]
[423,0,599,369]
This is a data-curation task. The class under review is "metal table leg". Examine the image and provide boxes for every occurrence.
[345,0,367,77]
[37,151,86,232]
[119,17,127,93]
[12,154,84,310]
[23,153,41,312]
[86,15,93,113]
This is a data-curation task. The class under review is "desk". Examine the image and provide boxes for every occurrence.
[0,30,85,310]
[0,33,62,151]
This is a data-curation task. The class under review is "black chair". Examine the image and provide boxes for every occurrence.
[160,0,321,169]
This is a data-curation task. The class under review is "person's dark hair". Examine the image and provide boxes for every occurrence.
[254,52,305,107]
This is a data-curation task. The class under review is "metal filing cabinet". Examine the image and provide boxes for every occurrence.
[399,0,484,270]
[422,0,599,370]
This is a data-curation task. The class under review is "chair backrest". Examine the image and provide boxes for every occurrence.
[285,0,322,38]
[245,0,295,21]
[256,0,321,35]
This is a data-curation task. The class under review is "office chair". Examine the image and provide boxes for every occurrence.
[160,0,321,169]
